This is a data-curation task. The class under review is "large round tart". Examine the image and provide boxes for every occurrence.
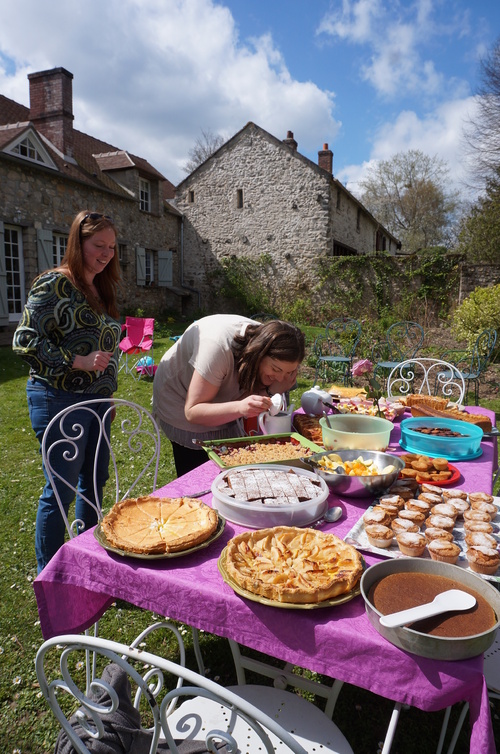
[101,496,218,554]
[225,526,363,604]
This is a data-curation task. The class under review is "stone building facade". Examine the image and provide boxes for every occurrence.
[0,67,188,344]
[174,123,400,314]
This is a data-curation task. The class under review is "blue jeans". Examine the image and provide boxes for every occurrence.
[27,378,111,573]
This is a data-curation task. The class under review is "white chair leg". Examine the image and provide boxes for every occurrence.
[445,702,469,754]
[380,701,402,754]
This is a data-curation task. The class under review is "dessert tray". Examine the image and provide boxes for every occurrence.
[344,500,500,583]
[399,463,461,487]
[218,547,362,608]
[94,514,225,559]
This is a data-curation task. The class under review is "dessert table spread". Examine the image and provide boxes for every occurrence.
[34,406,498,754]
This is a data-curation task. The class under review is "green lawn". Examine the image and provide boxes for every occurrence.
[1,326,499,753]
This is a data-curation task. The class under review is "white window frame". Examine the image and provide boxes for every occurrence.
[5,129,57,170]
[144,249,154,285]
[52,233,68,266]
[3,224,25,323]
[139,178,151,212]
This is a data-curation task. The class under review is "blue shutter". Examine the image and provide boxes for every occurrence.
[37,228,54,272]
[158,250,173,287]
[0,222,8,326]
[136,246,146,286]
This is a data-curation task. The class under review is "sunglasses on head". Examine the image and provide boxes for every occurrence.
[80,212,113,227]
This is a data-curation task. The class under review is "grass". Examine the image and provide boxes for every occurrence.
[1,323,499,753]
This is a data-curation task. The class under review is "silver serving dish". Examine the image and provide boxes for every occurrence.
[302,449,405,498]
[361,558,500,661]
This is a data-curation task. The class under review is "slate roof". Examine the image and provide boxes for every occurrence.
[0,93,170,200]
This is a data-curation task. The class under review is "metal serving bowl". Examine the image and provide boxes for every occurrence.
[302,449,405,498]
[360,558,500,660]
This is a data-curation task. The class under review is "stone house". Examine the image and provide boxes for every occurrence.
[174,122,400,313]
[0,66,189,344]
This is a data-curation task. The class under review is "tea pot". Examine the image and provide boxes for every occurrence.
[301,386,335,416]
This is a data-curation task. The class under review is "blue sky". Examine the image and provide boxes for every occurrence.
[1,0,499,200]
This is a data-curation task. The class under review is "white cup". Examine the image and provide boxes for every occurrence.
[258,411,293,435]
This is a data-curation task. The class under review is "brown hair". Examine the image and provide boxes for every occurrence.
[232,319,305,392]
[58,210,121,318]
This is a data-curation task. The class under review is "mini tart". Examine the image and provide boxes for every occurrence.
[379,494,405,510]
[463,508,491,524]
[224,526,364,603]
[365,524,394,549]
[430,503,458,520]
[363,508,392,527]
[468,492,495,505]
[464,521,494,534]
[445,498,470,517]
[442,488,468,501]
[432,457,449,470]
[421,483,444,495]
[376,502,400,519]
[466,545,500,576]
[427,539,461,564]
[424,527,454,543]
[470,500,498,520]
[465,531,498,548]
[418,492,442,505]
[391,517,419,534]
[405,499,432,515]
[425,514,455,533]
[396,531,426,557]
[398,509,426,526]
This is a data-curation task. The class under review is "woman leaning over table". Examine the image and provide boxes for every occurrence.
[12,211,121,573]
[152,315,305,477]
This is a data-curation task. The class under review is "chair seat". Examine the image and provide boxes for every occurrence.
[319,355,350,364]
[375,361,400,370]
[167,684,354,753]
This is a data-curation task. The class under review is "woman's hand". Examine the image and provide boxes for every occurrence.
[184,371,272,426]
[73,350,112,372]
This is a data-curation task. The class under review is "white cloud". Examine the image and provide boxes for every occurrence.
[338,96,482,199]
[0,0,339,184]
[317,0,382,43]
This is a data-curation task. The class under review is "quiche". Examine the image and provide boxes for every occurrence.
[101,496,219,554]
[225,526,363,604]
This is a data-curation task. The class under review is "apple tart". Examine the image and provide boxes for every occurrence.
[225,526,363,604]
[101,495,219,554]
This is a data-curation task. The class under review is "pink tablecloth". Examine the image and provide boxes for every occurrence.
[34,407,498,754]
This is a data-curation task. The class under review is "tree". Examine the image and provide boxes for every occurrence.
[455,171,500,263]
[463,37,500,186]
[183,128,225,174]
[359,150,460,253]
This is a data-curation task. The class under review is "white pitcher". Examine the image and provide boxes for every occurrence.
[258,405,294,435]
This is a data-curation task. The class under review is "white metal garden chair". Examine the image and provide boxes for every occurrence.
[41,397,161,539]
[387,358,466,406]
[36,632,355,754]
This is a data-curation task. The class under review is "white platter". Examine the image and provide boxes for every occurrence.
[345,496,500,583]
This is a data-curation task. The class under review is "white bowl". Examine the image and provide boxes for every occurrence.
[211,464,329,528]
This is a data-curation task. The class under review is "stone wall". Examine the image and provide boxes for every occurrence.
[0,156,183,343]
[459,262,500,302]
[175,124,396,315]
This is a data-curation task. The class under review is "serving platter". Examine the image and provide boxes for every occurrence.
[218,548,363,608]
[345,501,500,583]
[94,514,226,559]
[398,462,461,487]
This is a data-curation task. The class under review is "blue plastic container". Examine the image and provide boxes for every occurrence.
[399,417,483,460]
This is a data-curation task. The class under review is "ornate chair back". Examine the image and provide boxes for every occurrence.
[387,358,465,405]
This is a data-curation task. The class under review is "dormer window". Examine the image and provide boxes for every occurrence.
[139,178,151,212]
[5,130,56,169]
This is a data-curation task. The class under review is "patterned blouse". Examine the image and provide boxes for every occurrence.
[12,272,121,396]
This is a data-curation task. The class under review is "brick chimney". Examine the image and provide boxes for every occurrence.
[283,130,298,151]
[318,143,333,174]
[28,67,74,158]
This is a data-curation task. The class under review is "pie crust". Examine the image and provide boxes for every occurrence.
[225,526,363,604]
[101,496,219,554]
